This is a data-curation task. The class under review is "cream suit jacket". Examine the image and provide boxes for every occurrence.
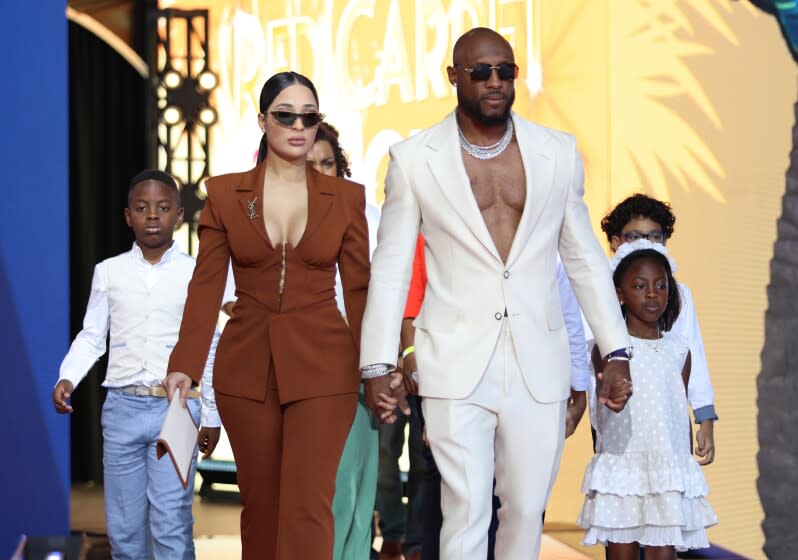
[360,111,630,403]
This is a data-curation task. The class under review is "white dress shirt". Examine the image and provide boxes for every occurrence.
[557,260,591,391]
[58,242,221,427]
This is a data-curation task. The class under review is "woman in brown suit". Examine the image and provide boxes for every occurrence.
[163,71,370,559]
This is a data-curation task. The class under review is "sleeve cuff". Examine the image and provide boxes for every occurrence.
[571,380,589,392]
[693,404,718,424]
[201,407,222,428]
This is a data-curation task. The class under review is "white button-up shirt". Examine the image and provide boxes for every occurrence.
[58,242,221,427]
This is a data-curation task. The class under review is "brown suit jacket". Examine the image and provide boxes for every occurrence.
[168,161,370,403]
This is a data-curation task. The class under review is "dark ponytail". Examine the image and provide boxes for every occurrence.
[256,71,319,164]
[257,134,268,164]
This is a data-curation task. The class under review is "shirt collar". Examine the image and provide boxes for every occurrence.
[130,241,180,267]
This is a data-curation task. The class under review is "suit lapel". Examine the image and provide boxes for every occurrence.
[235,161,271,247]
[301,168,335,246]
[505,115,556,267]
[425,112,502,262]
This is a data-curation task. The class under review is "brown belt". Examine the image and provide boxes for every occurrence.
[112,385,201,399]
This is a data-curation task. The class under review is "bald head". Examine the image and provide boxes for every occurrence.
[452,28,514,65]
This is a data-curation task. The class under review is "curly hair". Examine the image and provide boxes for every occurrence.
[613,249,681,332]
[600,193,676,244]
[314,122,352,178]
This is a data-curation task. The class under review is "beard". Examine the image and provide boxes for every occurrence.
[457,88,516,126]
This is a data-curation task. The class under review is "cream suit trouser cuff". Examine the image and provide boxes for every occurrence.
[422,321,567,559]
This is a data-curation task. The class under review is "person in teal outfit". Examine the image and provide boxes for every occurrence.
[307,122,380,560]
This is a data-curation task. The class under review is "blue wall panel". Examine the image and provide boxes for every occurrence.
[0,0,70,553]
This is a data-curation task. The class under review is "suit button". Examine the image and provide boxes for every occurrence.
[504,270,510,279]
[495,312,502,320]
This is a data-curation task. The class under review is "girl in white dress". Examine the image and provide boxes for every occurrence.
[578,240,717,559]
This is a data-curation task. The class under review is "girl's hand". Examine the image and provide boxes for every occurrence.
[565,389,587,438]
[695,420,715,465]
[198,426,221,459]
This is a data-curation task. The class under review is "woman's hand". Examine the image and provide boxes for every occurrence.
[364,372,410,424]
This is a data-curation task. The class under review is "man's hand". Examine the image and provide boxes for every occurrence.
[163,371,193,408]
[596,359,632,412]
[565,389,587,438]
[198,426,221,459]
[52,380,74,414]
[364,372,410,424]
[695,420,715,465]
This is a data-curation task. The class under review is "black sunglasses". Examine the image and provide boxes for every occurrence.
[270,111,324,128]
[456,62,518,82]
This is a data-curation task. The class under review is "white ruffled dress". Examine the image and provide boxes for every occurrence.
[578,332,718,550]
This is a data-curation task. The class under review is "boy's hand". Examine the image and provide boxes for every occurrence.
[222,301,236,318]
[163,371,193,408]
[52,380,75,414]
[565,389,587,438]
[198,426,221,459]
[695,420,715,465]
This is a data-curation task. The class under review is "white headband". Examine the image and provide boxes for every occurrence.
[608,239,678,274]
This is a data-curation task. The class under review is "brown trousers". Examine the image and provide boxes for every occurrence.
[216,366,357,559]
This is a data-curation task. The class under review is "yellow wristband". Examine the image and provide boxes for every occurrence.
[401,345,415,359]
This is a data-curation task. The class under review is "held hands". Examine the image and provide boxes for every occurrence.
[52,380,75,414]
[364,371,411,424]
[198,426,221,459]
[565,389,587,438]
[162,371,193,408]
[695,420,716,465]
[596,359,633,412]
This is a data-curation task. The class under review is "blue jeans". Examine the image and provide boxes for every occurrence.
[376,395,427,554]
[102,390,200,559]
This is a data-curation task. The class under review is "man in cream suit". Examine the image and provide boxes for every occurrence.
[361,28,633,558]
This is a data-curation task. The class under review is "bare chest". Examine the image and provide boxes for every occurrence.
[463,146,526,213]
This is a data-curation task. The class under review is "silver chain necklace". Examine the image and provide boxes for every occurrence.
[457,117,514,160]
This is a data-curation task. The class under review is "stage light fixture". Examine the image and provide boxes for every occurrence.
[147,7,218,255]
[162,106,182,125]
[197,70,218,92]
[162,69,182,89]
[198,107,217,126]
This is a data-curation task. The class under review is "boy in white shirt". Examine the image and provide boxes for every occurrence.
[51,170,221,559]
